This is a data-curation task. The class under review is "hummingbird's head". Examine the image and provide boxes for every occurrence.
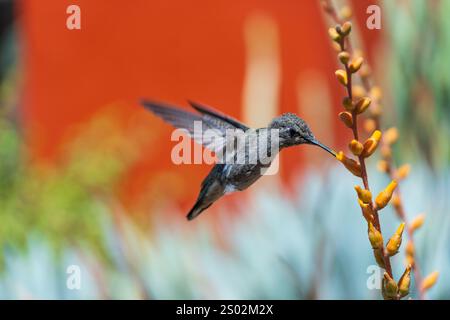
[269,113,336,157]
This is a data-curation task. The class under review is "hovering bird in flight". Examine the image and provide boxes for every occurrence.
[141,100,335,220]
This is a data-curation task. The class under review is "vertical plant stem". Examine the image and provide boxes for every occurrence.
[322,0,425,299]
[339,38,394,279]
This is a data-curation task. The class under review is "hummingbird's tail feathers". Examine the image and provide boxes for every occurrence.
[187,201,212,221]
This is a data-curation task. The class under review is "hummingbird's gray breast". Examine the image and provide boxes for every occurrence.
[223,162,271,193]
[222,129,279,192]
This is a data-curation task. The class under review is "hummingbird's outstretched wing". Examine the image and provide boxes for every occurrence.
[187,100,249,131]
[141,100,249,158]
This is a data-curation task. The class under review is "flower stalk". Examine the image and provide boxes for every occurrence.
[328,19,396,288]
[321,0,438,299]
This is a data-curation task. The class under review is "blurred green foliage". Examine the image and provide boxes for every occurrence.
[0,93,146,271]
[1,163,448,299]
[384,0,450,169]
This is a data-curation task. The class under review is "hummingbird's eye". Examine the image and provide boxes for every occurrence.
[288,128,297,137]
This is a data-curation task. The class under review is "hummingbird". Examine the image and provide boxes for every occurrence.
[141,100,336,220]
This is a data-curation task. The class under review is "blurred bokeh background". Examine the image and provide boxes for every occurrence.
[0,0,448,299]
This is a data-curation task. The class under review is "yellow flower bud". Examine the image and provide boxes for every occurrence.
[368,222,383,249]
[398,265,412,298]
[372,130,383,141]
[375,180,398,210]
[358,199,374,222]
[349,139,364,156]
[349,57,364,73]
[386,222,405,257]
[362,130,382,158]
[421,271,439,292]
[384,127,399,145]
[384,272,398,299]
[396,164,411,180]
[335,69,348,86]
[339,21,352,36]
[374,248,385,269]
[355,97,372,114]
[410,214,425,233]
[336,151,362,177]
[355,185,372,203]
[338,112,353,128]
[342,97,355,112]
[338,52,350,64]
[328,27,341,42]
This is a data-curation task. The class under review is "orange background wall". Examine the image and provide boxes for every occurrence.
[17,0,380,214]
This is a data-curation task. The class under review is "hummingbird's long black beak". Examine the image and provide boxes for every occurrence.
[308,139,336,157]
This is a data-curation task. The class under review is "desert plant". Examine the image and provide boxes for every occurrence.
[321,0,438,299]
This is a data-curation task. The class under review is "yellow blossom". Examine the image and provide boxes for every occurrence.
[355,97,372,114]
[386,222,405,256]
[384,272,398,299]
[349,140,364,156]
[355,185,372,203]
[338,112,353,128]
[328,27,341,42]
[375,180,398,210]
[368,222,383,249]
[398,265,412,298]
[336,151,362,177]
[340,21,352,36]
[349,57,364,73]
[362,130,382,158]
[335,69,348,86]
[358,199,374,222]
[338,52,350,64]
